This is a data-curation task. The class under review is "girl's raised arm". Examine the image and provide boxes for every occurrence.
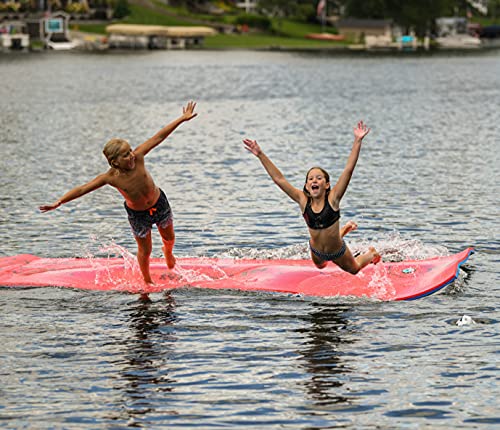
[331,121,370,205]
[243,139,304,205]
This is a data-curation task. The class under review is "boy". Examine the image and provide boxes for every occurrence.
[40,101,197,284]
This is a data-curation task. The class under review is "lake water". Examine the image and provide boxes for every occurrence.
[0,49,499,428]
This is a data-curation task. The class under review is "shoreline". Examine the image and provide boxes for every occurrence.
[3,29,500,56]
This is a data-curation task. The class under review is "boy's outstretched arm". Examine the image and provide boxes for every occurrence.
[136,101,197,157]
[331,121,370,205]
[39,174,108,212]
[243,139,304,205]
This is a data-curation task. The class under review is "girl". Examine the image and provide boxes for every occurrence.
[243,121,380,274]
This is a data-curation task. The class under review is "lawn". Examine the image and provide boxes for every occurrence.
[74,2,348,49]
[204,33,345,49]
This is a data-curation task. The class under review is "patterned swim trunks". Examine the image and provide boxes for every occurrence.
[124,189,173,238]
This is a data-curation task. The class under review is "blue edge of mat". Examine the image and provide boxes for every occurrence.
[404,248,475,301]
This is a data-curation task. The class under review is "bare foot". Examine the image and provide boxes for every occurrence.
[341,220,358,237]
[143,277,154,285]
[166,253,176,270]
[162,245,176,270]
[370,247,381,264]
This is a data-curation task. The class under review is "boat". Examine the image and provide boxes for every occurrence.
[436,34,481,49]
[305,33,345,42]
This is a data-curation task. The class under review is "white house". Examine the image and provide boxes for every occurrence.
[235,0,257,14]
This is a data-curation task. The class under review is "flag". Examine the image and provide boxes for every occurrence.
[317,0,326,17]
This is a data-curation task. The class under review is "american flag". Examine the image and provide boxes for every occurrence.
[317,0,326,17]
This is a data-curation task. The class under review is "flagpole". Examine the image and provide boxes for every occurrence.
[317,0,327,33]
[322,1,326,33]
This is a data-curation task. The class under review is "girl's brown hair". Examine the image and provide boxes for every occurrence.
[303,166,331,197]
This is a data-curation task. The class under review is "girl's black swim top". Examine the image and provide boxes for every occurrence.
[303,195,340,230]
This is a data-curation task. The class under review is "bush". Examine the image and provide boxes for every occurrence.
[294,4,316,23]
[234,13,271,31]
[114,0,130,19]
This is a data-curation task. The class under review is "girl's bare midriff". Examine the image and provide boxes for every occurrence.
[308,221,343,253]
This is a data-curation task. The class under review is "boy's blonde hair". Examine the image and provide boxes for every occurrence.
[103,138,128,167]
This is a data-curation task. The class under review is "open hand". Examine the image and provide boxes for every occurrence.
[243,138,262,156]
[39,201,61,213]
[182,101,197,121]
[353,121,370,141]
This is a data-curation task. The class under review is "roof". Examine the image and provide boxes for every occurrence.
[336,19,392,29]
[106,24,217,38]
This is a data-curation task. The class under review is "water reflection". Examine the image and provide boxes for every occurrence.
[297,304,355,407]
[115,293,178,423]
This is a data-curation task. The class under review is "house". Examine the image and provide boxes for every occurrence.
[335,18,392,43]
[0,21,29,51]
[235,0,258,14]
[25,11,78,49]
[436,17,469,37]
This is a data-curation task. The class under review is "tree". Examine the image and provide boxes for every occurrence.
[341,0,460,36]
[257,0,299,18]
[342,0,387,19]
[114,0,130,19]
[488,0,500,19]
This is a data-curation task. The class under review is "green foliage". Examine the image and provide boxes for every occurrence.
[114,0,131,19]
[343,0,387,19]
[488,0,500,19]
[123,4,192,25]
[204,32,346,48]
[342,0,461,35]
[234,13,272,31]
[273,18,336,37]
[257,0,299,18]
[71,23,108,34]
[295,3,317,23]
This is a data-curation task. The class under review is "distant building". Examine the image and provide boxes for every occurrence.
[235,0,257,14]
[25,10,77,49]
[335,19,392,43]
[106,24,217,49]
[0,20,29,51]
[436,17,468,37]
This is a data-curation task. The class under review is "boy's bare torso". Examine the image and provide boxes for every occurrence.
[107,154,160,211]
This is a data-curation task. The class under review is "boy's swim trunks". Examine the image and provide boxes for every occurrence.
[124,189,173,238]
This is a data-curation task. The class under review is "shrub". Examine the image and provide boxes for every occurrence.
[234,13,271,31]
[114,0,130,19]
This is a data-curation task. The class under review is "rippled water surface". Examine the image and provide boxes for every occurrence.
[0,50,499,428]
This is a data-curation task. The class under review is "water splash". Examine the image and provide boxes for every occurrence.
[218,243,309,260]
[79,237,142,291]
[217,231,449,262]
[172,263,228,284]
[366,264,397,300]
[352,231,449,262]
